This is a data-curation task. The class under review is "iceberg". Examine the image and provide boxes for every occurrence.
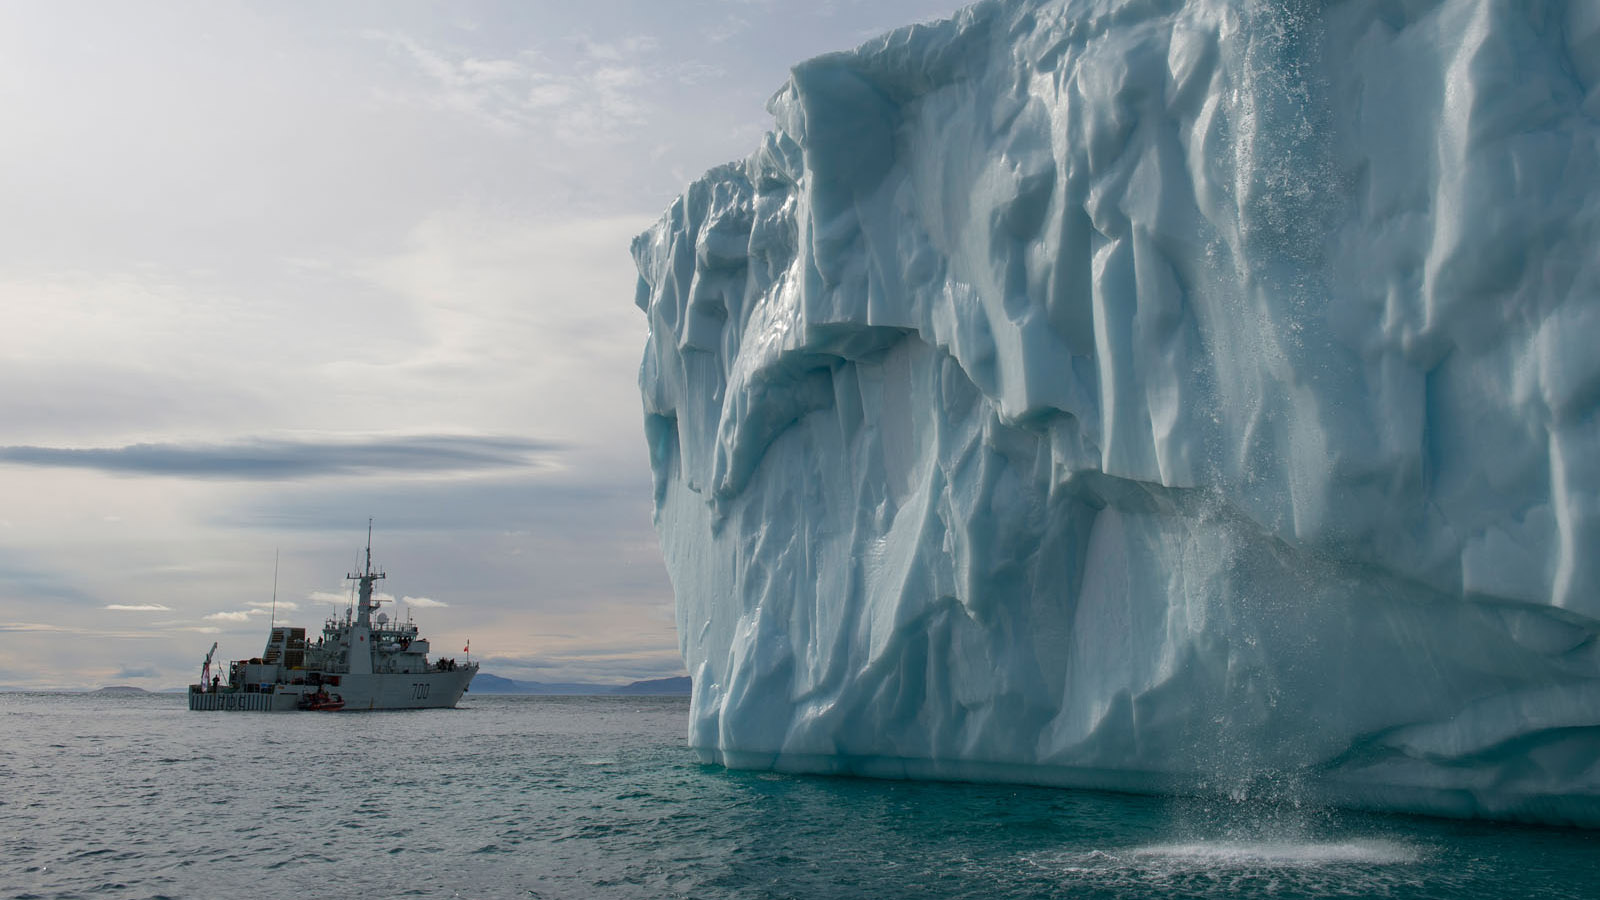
[632,0,1600,826]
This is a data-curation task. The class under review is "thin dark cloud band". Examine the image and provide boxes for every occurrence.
[0,435,558,480]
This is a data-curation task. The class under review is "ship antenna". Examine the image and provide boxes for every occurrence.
[270,548,280,630]
[365,517,373,577]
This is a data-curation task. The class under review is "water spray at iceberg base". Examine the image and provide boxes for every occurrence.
[633,0,1600,827]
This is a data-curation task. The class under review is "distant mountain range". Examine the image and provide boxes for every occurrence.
[470,674,690,695]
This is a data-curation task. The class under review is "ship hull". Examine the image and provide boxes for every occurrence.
[189,667,476,712]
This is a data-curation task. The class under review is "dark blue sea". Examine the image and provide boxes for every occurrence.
[2,692,1596,899]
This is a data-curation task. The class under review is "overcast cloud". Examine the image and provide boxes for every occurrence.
[0,0,964,690]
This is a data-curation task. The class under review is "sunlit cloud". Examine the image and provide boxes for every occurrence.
[105,603,173,612]
[246,600,299,611]
[376,592,448,608]
[367,30,662,143]
[303,590,448,609]
[203,611,261,623]
[705,17,750,44]
[365,30,542,132]
[578,35,659,62]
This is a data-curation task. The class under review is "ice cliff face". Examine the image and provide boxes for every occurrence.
[633,0,1600,826]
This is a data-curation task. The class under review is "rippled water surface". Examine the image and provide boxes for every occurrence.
[3,692,1596,899]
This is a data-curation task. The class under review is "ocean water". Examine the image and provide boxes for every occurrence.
[2,693,1596,900]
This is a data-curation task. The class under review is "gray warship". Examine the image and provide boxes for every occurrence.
[188,531,477,711]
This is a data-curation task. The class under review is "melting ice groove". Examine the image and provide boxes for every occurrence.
[633,0,1600,826]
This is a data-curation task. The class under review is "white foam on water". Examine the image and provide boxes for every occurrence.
[1030,837,1429,897]
[1123,839,1420,868]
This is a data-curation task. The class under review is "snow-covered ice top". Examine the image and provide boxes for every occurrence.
[633,0,1600,826]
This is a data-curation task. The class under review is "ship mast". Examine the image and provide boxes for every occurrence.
[348,518,386,629]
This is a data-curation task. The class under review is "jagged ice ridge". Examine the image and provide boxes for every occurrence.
[633,0,1600,826]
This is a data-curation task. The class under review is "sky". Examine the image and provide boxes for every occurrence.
[0,0,966,690]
